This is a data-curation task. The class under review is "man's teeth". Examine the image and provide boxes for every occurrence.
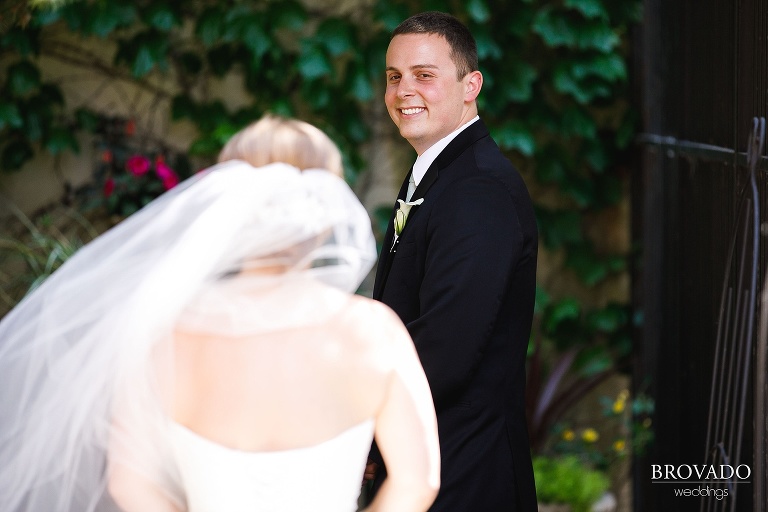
[401,108,424,115]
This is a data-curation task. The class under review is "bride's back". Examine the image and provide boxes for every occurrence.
[170,278,393,453]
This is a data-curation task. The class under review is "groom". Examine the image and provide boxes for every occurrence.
[367,11,538,511]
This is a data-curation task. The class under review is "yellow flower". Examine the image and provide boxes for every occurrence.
[613,439,626,452]
[562,429,575,441]
[581,428,599,443]
[612,389,629,414]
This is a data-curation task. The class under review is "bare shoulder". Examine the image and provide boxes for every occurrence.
[342,295,407,336]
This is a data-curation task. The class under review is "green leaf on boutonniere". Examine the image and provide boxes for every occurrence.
[394,198,424,235]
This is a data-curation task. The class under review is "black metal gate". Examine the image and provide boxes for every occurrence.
[633,1,768,511]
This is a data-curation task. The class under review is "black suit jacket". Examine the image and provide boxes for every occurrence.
[371,120,538,511]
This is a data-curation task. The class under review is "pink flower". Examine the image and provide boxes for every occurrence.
[155,161,179,190]
[103,178,115,198]
[126,155,151,176]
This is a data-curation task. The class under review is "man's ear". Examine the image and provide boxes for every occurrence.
[464,70,483,102]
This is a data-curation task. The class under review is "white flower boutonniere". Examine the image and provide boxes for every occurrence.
[391,198,424,252]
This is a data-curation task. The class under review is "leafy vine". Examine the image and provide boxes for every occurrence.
[1,0,643,454]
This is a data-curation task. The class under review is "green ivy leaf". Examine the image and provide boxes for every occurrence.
[467,0,491,23]
[536,155,565,184]
[7,61,41,96]
[553,63,614,104]
[74,108,99,132]
[584,141,609,172]
[21,102,47,142]
[271,1,307,30]
[145,3,180,32]
[474,26,502,60]
[566,245,608,285]
[196,101,229,133]
[576,23,620,52]
[0,103,24,130]
[575,346,613,376]
[132,45,155,77]
[315,18,354,57]
[30,6,61,26]
[1,140,34,171]
[350,64,374,102]
[534,285,551,315]
[572,54,626,81]
[492,121,536,156]
[196,8,224,46]
[90,2,136,38]
[374,3,410,32]
[221,5,254,42]
[343,114,369,143]
[188,137,220,157]
[127,34,169,77]
[563,175,595,207]
[45,127,79,155]
[297,46,332,80]
[564,0,609,20]
[212,123,239,146]
[1,27,39,56]
[504,61,537,102]
[270,99,294,118]
[301,80,331,109]
[561,107,596,138]
[240,17,270,61]
[537,208,583,248]
[532,7,576,47]
[587,304,627,333]
[544,298,581,333]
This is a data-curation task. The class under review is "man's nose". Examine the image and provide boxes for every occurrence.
[397,77,416,98]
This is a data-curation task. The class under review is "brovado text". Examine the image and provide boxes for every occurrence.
[651,464,751,481]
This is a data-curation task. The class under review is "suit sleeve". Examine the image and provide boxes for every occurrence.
[408,175,524,411]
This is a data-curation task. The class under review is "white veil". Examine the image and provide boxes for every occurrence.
[0,161,377,511]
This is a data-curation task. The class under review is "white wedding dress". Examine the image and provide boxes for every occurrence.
[168,419,374,512]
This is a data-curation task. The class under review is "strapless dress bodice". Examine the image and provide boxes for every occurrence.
[168,419,374,512]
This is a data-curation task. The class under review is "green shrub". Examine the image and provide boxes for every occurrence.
[533,455,609,512]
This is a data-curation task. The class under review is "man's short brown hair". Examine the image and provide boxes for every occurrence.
[392,11,478,81]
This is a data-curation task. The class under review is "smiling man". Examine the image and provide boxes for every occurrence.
[366,11,539,511]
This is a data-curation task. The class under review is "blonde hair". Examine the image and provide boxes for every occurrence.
[217,115,344,177]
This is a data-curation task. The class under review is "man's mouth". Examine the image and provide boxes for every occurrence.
[399,107,425,116]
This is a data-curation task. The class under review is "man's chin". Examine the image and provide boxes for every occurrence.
[397,127,424,147]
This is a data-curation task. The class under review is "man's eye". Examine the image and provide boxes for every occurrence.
[388,75,401,82]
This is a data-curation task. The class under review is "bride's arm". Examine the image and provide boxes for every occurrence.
[107,412,184,512]
[363,308,440,512]
[108,463,183,512]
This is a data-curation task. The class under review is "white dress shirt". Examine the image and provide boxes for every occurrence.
[411,116,480,188]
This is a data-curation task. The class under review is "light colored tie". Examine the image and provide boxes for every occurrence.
[406,173,416,202]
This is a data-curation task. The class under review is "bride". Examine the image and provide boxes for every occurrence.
[0,117,439,511]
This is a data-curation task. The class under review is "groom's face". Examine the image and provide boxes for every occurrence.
[385,33,474,155]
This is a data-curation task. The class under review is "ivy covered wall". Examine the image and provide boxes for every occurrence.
[0,0,644,479]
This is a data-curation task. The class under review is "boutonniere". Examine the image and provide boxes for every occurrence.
[390,198,424,252]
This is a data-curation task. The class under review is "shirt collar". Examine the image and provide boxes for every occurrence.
[411,116,479,186]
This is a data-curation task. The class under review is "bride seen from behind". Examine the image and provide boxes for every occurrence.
[0,115,439,512]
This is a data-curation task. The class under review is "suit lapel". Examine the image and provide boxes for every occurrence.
[373,120,491,300]
[373,170,412,299]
